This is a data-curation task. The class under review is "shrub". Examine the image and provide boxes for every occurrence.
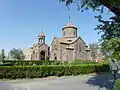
[113,79,120,90]
[2,60,63,66]
[0,63,12,66]
[70,59,97,65]
[0,63,110,79]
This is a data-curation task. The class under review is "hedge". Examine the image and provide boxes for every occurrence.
[0,63,12,66]
[70,59,97,65]
[113,79,120,90]
[2,60,67,66]
[2,60,100,66]
[0,64,110,79]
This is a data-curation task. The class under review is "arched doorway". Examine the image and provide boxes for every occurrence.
[40,51,45,60]
[54,54,57,60]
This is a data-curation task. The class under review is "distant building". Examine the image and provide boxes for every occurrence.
[23,48,33,60]
[95,49,105,62]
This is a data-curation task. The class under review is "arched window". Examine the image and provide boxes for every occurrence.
[74,31,76,36]
[63,32,65,36]
[54,54,57,60]
[55,57,57,60]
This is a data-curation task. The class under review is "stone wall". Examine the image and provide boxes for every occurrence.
[74,38,87,60]
[60,43,68,60]
[50,38,60,60]
[63,28,77,38]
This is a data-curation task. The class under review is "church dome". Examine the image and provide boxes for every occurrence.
[62,21,77,30]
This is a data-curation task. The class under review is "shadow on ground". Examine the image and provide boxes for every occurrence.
[86,72,120,90]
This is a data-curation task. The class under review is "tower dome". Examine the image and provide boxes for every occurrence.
[62,21,77,30]
[62,19,77,38]
[38,32,45,37]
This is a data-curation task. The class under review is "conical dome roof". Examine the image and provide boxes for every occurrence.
[38,32,45,37]
[62,21,77,30]
[65,21,75,27]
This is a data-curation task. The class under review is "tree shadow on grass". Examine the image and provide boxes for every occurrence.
[86,72,120,90]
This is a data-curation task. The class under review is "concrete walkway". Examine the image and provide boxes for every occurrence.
[0,73,115,90]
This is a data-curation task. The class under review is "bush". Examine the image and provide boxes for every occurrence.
[0,63,110,79]
[2,60,108,66]
[113,79,120,90]
[2,60,64,66]
[70,59,97,65]
[0,63,12,66]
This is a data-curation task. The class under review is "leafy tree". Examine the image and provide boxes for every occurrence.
[59,0,120,16]
[101,38,120,60]
[9,48,25,60]
[89,42,99,49]
[96,15,120,60]
[0,49,6,60]
[59,0,120,60]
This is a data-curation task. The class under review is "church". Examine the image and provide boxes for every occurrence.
[50,20,91,61]
[23,20,97,61]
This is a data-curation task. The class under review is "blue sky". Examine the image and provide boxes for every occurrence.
[0,0,113,54]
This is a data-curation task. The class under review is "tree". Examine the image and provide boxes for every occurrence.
[60,0,120,60]
[9,48,25,60]
[0,49,6,60]
[101,38,120,60]
[59,0,120,16]
[96,15,120,60]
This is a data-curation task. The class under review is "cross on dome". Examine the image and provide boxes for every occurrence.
[63,17,77,29]
[38,28,45,37]
[39,32,44,36]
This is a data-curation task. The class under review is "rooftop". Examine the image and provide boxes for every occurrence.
[63,20,77,30]
[38,32,45,37]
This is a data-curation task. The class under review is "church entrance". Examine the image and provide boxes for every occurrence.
[40,51,45,60]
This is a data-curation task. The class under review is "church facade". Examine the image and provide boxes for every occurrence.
[23,20,103,61]
[23,32,50,60]
[31,32,50,60]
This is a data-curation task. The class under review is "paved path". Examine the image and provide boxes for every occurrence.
[0,73,115,90]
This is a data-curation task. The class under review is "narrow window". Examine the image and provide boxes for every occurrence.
[74,31,76,36]
[63,32,65,36]
[79,44,81,52]
[55,57,57,60]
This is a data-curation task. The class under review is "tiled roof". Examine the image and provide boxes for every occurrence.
[64,21,77,28]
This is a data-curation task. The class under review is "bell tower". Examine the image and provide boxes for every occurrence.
[38,32,45,45]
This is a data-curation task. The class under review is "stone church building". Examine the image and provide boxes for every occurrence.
[50,21,91,61]
[23,20,103,61]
